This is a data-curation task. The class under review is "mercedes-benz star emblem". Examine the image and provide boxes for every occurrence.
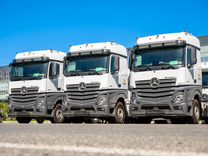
[150,77,160,88]
[203,94,207,100]
[21,86,27,94]
[78,82,86,91]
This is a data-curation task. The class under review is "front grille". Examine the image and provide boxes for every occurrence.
[66,83,100,104]
[11,87,39,105]
[135,78,176,101]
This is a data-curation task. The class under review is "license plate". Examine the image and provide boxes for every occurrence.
[74,111,90,116]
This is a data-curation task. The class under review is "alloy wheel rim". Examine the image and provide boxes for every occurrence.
[194,106,200,120]
[117,108,124,121]
[56,109,64,121]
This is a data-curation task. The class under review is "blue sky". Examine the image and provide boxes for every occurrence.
[0,0,208,66]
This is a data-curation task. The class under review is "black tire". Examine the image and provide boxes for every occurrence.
[36,118,44,124]
[50,118,55,123]
[52,104,65,123]
[114,102,126,123]
[204,118,208,124]
[16,117,32,124]
[188,99,201,124]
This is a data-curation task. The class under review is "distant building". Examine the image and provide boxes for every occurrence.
[198,36,208,61]
[0,66,10,101]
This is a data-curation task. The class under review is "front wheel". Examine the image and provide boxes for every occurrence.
[16,117,32,124]
[52,104,65,123]
[114,102,127,123]
[188,99,201,124]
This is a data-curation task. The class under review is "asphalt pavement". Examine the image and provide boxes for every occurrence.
[0,123,208,156]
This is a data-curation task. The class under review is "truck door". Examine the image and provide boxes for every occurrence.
[186,46,197,84]
[46,62,62,108]
[109,55,120,88]
[47,62,61,92]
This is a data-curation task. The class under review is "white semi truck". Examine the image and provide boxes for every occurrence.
[201,62,208,123]
[8,50,66,123]
[62,42,129,123]
[129,32,204,123]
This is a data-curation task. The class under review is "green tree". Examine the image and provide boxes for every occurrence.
[0,101,8,121]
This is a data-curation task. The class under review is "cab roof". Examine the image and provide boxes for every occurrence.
[15,50,66,62]
[136,32,200,49]
[69,42,127,57]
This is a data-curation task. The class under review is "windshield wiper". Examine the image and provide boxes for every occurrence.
[138,65,152,71]
[88,70,102,75]
[81,69,102,75]
[159,63,177,69]
[32,76,42,80]
[11,76,24,81]
[69,71,80,76]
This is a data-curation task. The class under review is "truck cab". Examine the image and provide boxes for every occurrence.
[129,32,203,123]
[201,62,208,122]
[8,50,66,123]
[62,42,129,123]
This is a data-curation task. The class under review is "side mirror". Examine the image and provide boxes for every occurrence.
[49,63,58,79]
[188,47,197,68]
[129,53,135,69]
[191,48,197,65]
[111,56,119,74]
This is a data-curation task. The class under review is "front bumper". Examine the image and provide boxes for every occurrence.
[130,99,191,117]
[63,104,114,118]
[8,110,49,118]
[8,94,50,118]
[63,91,115,118]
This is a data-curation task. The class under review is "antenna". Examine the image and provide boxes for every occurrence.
[184,29,190,34]
[184,29,188,32]
[68,45,72,53]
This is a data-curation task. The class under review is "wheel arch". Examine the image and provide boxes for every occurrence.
[192,89,202,116]
[114,93,128,115]
[115,93,127,106]
[52,96,64,111]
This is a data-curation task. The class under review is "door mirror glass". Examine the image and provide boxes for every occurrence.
[49,63,59,79]
[129,53,135,69]
[187,47,197,67]
[111,56,119,74]
[191,47,197,65]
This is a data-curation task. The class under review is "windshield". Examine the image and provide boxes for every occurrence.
[202,72,208,87]
[201,56,208,63]
[64,55,109,76]
[132,47,185,71]
[10,62,49,81]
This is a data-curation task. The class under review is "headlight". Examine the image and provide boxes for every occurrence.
[174,94,184,104]
[98,95,107,105]
[63,96,68,106]
[131,92,137,103]
[63,101,68,106]
[8,97,12,108]
[36,99,44,107]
